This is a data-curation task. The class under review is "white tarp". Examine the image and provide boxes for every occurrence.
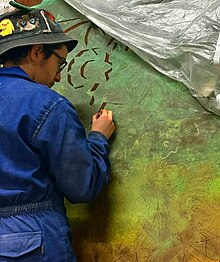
[65,0,220,115]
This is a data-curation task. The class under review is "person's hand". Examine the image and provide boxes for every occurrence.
[91,109,115,139]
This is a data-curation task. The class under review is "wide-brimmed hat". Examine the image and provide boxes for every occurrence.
[0,1,78,56]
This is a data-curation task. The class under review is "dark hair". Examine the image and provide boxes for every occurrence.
[0,43,65,64]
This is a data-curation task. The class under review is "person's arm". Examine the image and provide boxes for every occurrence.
[33,100,115,203]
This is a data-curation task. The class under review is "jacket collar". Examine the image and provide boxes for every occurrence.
[0,66,34,82]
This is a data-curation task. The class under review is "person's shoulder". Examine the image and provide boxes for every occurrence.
[13,79,69,115]
[25,80,66,102]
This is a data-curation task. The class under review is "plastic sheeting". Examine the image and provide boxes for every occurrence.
[65,0,220,115]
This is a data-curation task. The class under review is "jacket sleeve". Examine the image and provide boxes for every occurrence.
[33,99,111,203]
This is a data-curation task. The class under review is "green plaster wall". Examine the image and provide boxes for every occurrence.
[41,1,220,261]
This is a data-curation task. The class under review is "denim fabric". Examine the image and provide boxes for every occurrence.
[0,67,111,261]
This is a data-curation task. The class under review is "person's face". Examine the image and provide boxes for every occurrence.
[36,45,68,88]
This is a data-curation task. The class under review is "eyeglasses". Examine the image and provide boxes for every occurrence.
[51,49,68,73]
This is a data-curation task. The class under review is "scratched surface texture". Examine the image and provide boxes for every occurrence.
[16,0,42,6]
[38,1,220,261]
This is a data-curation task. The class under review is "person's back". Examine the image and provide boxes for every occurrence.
[0,2,115,261]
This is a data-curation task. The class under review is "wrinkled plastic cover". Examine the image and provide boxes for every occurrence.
[65,0,220,115]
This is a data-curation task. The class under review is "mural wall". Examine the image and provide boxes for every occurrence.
[10,0,220,261]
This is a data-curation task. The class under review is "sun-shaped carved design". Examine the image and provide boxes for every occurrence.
[62,17,130,111]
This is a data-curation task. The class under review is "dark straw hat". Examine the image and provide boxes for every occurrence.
[0,1,78,56]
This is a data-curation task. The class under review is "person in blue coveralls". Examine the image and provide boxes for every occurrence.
[0,1,115,261]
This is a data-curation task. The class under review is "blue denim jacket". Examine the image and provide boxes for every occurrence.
[0,67,111,261]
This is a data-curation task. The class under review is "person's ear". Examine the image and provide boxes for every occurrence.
[30,44,44,63]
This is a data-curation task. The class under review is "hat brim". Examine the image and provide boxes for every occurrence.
[0,32,78,56]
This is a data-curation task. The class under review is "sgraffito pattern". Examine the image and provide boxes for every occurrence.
[16,0,42,6]
[37,1,220,261]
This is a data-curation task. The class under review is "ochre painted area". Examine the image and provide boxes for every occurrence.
[39,1,220,261]
[16,0,42,6]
